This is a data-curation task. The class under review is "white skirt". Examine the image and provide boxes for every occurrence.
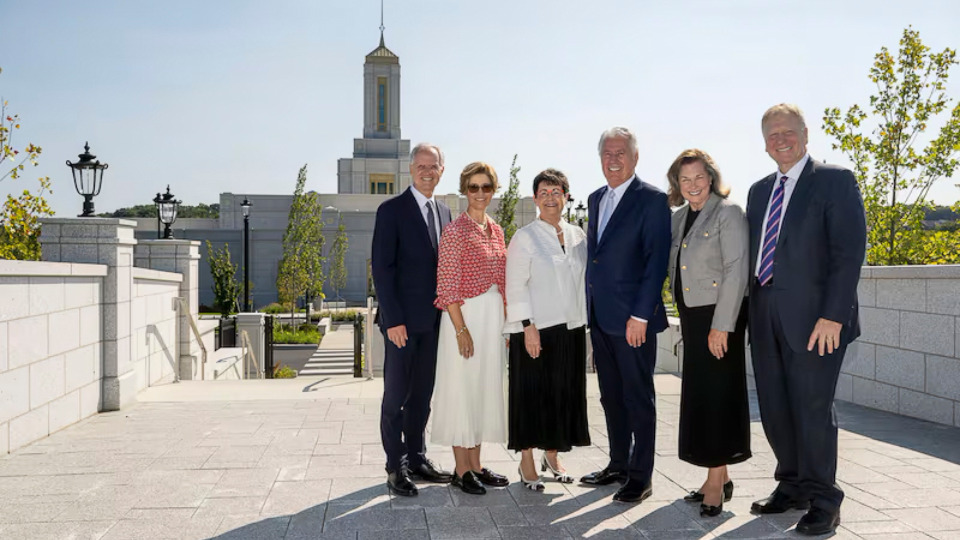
[430,285,508,447]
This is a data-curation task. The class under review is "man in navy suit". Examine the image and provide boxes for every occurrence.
[746,104,866,535]
[580,127,671,503]
[372,143,454,497]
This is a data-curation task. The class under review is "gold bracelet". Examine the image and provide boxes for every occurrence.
[456,326,468,337]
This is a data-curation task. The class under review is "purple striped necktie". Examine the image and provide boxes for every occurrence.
[758,176,788,286]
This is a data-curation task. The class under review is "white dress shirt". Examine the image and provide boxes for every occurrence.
[754,154,809,276]
[409,186,442,235]
[504,219,587,334]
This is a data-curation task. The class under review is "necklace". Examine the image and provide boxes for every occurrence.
[468,212,486,227]
[540,217,562,235]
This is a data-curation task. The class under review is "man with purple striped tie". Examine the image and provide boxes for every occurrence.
[745,104,866,536]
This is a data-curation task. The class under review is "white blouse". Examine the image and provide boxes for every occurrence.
[504,219,587,334]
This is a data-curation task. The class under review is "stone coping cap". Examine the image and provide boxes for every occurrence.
[41,217,138,227]
[0,259,108,277]
[132,267,183,283]
[862,264,960,279]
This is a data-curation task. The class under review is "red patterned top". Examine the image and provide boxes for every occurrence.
[435,213,507,309]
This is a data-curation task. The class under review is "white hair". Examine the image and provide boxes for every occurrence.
[598,127,638,156]
[410,143,444,166]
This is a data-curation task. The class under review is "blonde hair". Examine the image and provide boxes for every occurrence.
[761,103,807,135]
[458,162,499,195]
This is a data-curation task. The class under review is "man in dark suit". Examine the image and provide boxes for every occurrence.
[746,104,866,535]
[580,127,671,503]
[372,143,454,497]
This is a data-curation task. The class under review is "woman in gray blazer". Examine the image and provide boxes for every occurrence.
[667,149,751,517]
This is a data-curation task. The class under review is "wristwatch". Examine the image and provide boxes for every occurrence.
[522,319,532,328]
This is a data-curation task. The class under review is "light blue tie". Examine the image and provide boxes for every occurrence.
[598,189,615,239]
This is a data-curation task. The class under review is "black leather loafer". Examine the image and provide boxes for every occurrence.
[580,467,626,486]
[408,460,454,483]
[684,480,734,503]
[796,507,840,536]
[386,470,418,497]
[613,479,653,503]
[452,470,486,495]
[750,491,810,514]
[475,467,509,487]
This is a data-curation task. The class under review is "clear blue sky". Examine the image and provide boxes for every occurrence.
[2,0,959,216]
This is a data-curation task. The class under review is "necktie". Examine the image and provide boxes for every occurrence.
[758,176,788,286]
[597,189,615,239]
[426,201,438,252]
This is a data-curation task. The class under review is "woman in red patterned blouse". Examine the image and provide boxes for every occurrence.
[430,161,509,495]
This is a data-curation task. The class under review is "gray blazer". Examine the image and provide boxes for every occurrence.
[668,192,748,332]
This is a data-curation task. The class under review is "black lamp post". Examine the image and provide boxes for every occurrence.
[574,201,587,229]
[565,193,574,223]
[66,142,108,217]
[241,197,252,312]
[153,186,181,239]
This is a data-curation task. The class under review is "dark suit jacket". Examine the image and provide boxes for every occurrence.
[371,187,452,333]
[586,177,672,336]
[746,158,866,352]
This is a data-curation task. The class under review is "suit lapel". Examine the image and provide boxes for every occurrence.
[403,188,435,252]
[672,205,688,241]
[587,189,601,254]
[682,193,722,241]
[598,178,640,251]
[437,200,451,232]
[778,158,816,247]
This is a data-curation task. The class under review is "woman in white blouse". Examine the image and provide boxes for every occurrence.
[505,168,591,491]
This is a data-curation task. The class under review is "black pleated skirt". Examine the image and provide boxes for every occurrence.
[677,298,752,467]
[507,324,591,452]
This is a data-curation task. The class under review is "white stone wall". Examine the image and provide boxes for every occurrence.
[837,265,960,427]
[130,268,182,391]
[0,260,107,454]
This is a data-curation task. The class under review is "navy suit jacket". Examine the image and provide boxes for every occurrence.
[586,177,672,336]
[746,158,866,352]
[371,187,452,333]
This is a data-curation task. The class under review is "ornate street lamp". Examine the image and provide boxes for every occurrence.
[66,142,108,217]
[565,193,575,223]
[574,201,587,229]
[241,198,252,312]
[153,185,181,239]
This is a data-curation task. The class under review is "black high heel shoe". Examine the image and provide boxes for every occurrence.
[684,480,734,503]
[700,500,723,517]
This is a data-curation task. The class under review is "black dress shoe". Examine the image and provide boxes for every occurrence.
[407,460,454,483]
[684,480,734,503]
[475,467,509,487]
[580,467,626,486]
[452,470,486,495]
[386,471,418,497]
[750,491,810,514]
[796,507,840,535]
[613,479,653,503]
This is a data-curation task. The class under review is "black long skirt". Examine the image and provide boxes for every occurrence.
[508,324,591,452]
[677,300,752,467]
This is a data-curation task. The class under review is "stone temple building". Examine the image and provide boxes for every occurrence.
[133,29,536,309]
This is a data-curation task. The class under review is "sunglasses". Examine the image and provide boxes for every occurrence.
[467,183,494,194]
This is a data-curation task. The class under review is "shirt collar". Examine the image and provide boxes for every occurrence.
[606,174,636,199]
[777,154,810,183]
[409,185,435,207]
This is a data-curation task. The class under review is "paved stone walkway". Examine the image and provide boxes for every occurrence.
[2,374,960,539]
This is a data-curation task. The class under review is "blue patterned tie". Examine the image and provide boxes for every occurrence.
[758,176,788,286]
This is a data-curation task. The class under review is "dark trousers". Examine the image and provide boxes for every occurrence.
[591,322,658,484]
[750,286,845,512]
[380,327,439,473]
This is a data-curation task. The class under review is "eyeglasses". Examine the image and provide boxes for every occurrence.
[536,189,566,199]
[467,183,494,194]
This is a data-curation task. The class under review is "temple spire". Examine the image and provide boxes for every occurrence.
[379,0,385,46]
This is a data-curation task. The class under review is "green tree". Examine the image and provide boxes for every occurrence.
[205,240,241,317]
[822,27,960,265]
[494,154,521,244]
[277,165,326,321]
[99,203,220,219]
[328,215,349,307]
[1,67,54,260]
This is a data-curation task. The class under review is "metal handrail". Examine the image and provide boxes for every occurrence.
[239,329,263,379]
[174,297,208,381]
